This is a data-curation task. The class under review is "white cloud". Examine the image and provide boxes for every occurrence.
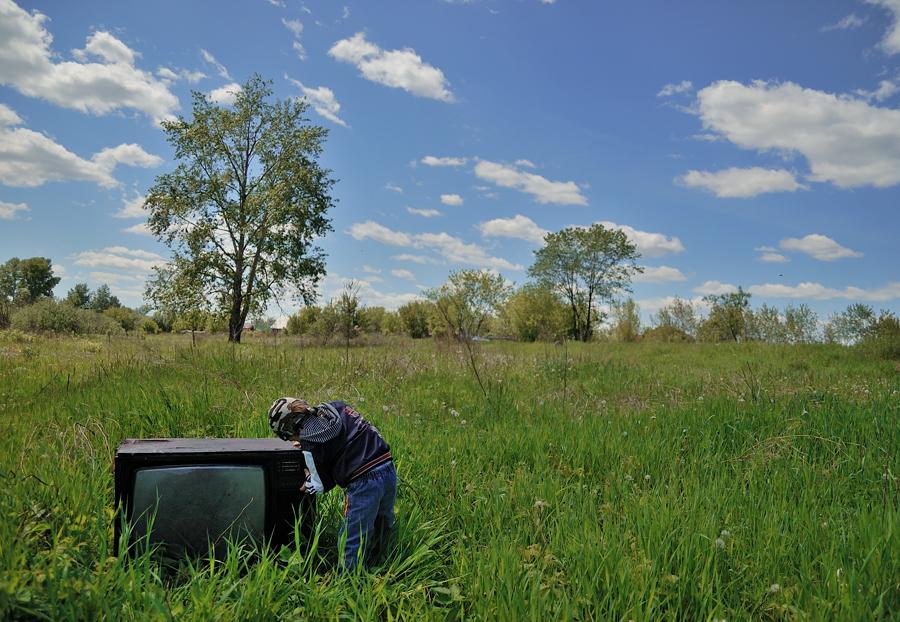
[385,182,403,193]
[0,121,160,188]
[421,155,467,167]
[778,234,863,261]
[637,295,709,315]
[115,195,146,219]
[677,167,806,198]
[208,82,241,105]
[200,49,231,80]
[391,268,415,280]
[440,193,463,206]
[0,200,29,220]
[821,13,866,31]
[349,220,522,270]
[595,221,685,257]
[867,0,900,54]
[156,67,205,84]
[694,280,738,296]
[748,281,900,301]
[633,265,687,283]
[0,2,178,121]
[287,77,347,126]
[71,246,164,273]
[392,253,439,265]
[474,160,587,205]
[478,214,547,244]
[657,80,693,97]
[407,207,441,217]
[758,252,789,263]
[316,272,420,310]
[695,80,900,188]
[328,32,454,101]
[855,78,899,102]
[123,222,152,236]
[0,103,23,126]
[282,18,306,60]
[514,159,536,168]
[362,265,381,274]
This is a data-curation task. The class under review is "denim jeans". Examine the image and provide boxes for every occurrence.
[341,461,397,571]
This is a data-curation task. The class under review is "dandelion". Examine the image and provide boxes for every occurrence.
[450,409,459,417]
[624,474,634,482]
[644,474,651,482]
[650,415,657,421]
[770,583,781,594]
[698,396,704,401]
[715,538,726,550]
[720,529,732,540]
[682,428,688,434]
[460,419,467,426]
[534,499,548,510]
[622,431,628,438]
[382,405,390,413]
[450,459,457,467]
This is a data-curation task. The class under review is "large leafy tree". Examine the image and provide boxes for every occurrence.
[0,257,61,305]
[528,224,642,341]
[426,270,511,341]
[144,75,335,343]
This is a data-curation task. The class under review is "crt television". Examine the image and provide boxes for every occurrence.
[114,438,315,559]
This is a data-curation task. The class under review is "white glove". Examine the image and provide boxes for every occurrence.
[302,474,324,495]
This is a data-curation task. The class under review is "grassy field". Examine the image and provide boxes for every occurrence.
[0,330,897,620]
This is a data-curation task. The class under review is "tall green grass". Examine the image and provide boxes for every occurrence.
[0,332,897,620]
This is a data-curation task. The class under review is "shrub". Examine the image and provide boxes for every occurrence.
[141,317,160,334]
[859,312,900,360]
[10,299,124,335]
[642,325,694,343]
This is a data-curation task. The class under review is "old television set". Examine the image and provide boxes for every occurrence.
[114,438,315,559]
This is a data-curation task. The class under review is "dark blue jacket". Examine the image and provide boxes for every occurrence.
[301,401,391,492]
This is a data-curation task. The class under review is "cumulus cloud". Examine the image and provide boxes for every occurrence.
[391,268,415,280]
[677,167,806,198]
[694,80,900,188]
[477,214,547,244]
[474,160,587,205]
[778,234,863,261]
[440,193,463,206]
[421,155,467,167]
[384,182,403,193]
[0,113,161,188]
[855,78,899,102]
[0,103,23,126]
[595,221,685,257]
[0,1,179,121]
[407,207,441,217]
[633,266,687,283]
[758,252,789,263]
[287,76,347,126]
[349,220,522,270]
[208,82,241,105]
[657,80,693,97]
[71,246,165,273]
[694,280,738,296]
[329,32,454,101]
[868,0,900,54]
[315,271,421,310]
[0,200,29,220]
[749,281,900,301]
[392,253,440,265]
[123,222,152,236]
[115,195,146,219]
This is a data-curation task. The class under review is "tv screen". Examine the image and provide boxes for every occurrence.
[131,465,266,559]
[115,438,314,560]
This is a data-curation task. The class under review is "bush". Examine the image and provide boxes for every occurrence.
[10,299,124,335]
[141,317,160,334]
[642,325,694,343]
[859,312,900,360]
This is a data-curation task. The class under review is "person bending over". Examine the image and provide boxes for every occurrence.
[268,397,396,571]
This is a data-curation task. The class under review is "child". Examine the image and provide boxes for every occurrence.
[268,397,396,571]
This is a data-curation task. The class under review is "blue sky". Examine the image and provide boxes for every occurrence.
[1,0,898,321]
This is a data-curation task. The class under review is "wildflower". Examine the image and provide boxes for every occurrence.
[715,538,726,550]
[644,474,651,482]
[382,405,390,413]
[450,409,459,417]
[770,583,781,594]
[534,499,548,510]
[682,428,688,434]
[450,459,457,467]
[624,474,634,482]
[698,396,704,401]
[622,431,628,438]
[650,415,656,421]
[720,529,731,540]
[460,419,467,426]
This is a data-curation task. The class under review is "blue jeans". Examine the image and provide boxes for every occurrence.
[341,462,397,571]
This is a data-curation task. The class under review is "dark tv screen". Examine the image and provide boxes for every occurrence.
[131,465,266,558]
